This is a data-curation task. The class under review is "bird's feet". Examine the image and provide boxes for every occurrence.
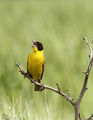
[39,83,45,91]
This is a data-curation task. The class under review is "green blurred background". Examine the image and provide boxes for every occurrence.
[0,0,93,120]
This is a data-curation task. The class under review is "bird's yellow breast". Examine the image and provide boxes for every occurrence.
[27,48,44,81]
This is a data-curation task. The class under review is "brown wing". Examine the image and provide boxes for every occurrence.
[40,64,44,80]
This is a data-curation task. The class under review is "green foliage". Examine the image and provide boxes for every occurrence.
[0,0,93,120]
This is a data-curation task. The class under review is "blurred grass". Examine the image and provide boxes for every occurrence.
[0,0,93,120]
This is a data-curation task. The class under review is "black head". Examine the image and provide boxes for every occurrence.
[36,41,43,51]
[32,41,43,51]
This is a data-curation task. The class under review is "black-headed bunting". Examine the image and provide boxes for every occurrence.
[27,41,44,91]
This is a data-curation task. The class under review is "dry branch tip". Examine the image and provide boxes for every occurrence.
[56,83,61,92]
[66,89,71,97]
[82,71,88,75]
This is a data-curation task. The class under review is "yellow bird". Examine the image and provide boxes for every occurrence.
[27,41,45,91]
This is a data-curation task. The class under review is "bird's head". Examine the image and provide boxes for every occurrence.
[32,40,43,51]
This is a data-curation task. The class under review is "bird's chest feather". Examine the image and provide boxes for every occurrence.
[27,52,44,80]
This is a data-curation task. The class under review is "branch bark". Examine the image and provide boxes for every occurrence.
[73,37,93,120]
[16,63,75,106]
[16,37,93,120]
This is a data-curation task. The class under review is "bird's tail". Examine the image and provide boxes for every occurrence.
[34,84,43,91]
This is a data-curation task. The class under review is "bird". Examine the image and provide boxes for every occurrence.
[27,41,45,91]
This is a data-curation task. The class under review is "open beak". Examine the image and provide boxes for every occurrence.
[32,40,37,47]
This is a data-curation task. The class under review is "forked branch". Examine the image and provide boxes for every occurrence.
[16,63,74,106]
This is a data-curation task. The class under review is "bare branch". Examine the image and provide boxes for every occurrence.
[86,114,93,120]
[66,89,71,97]
[16,63,75,106]
[83,37,93,60]
[74,37,93,120]
[56,83,61,92]
[77,57,93,103]
[82,71,88,75]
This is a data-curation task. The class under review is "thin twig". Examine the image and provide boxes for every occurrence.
[74,37,93,120]
[83,37,93,60]
[66,89,71,97]
[16,63,75,106]
[56,83,61,92]
[86,114,93,120]
[82,71,88,75]
[79,113,82,120]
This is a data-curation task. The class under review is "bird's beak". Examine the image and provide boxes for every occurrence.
[32,40,37,47]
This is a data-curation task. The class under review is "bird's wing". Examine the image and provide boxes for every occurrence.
[40,64,44,80]
[27,61,28,73]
